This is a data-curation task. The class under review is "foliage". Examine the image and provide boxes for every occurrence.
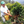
[10,2,23,15]
[10,2,23,22]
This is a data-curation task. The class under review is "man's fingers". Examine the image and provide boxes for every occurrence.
[8,14,12,17]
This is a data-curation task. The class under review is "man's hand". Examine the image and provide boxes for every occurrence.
[10,15,12,17]
[9,14,12,17]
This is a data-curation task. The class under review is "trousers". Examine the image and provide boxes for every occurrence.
[1,15,5,22]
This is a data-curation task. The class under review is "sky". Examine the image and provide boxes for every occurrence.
[11,0,24,4]
[14,0,24,2]
[7,0,24,4]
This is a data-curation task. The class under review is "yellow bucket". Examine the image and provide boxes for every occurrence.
[4,15,9,21]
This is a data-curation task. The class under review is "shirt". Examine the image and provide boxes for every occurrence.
[1,5,8,17]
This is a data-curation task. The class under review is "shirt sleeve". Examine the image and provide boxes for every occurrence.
[7,8,8,10]
[6,6,9,10]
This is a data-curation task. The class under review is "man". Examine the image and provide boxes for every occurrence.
[1,1,12,22]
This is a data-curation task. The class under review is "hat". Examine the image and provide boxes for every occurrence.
[1,1,5,4]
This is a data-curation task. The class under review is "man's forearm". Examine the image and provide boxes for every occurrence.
[7,10,10,14]
[4,12,8,15]
[4,12,10,15]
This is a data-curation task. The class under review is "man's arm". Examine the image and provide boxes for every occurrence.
[6,6,12,16]
[7,10,10,14]
[1,11,9,15]
[7,10,12,17]
[7,10,11,15]
[4,12,8,15]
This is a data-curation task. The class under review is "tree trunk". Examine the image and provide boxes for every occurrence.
[14,15,19,24]
[16,16,19,24]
